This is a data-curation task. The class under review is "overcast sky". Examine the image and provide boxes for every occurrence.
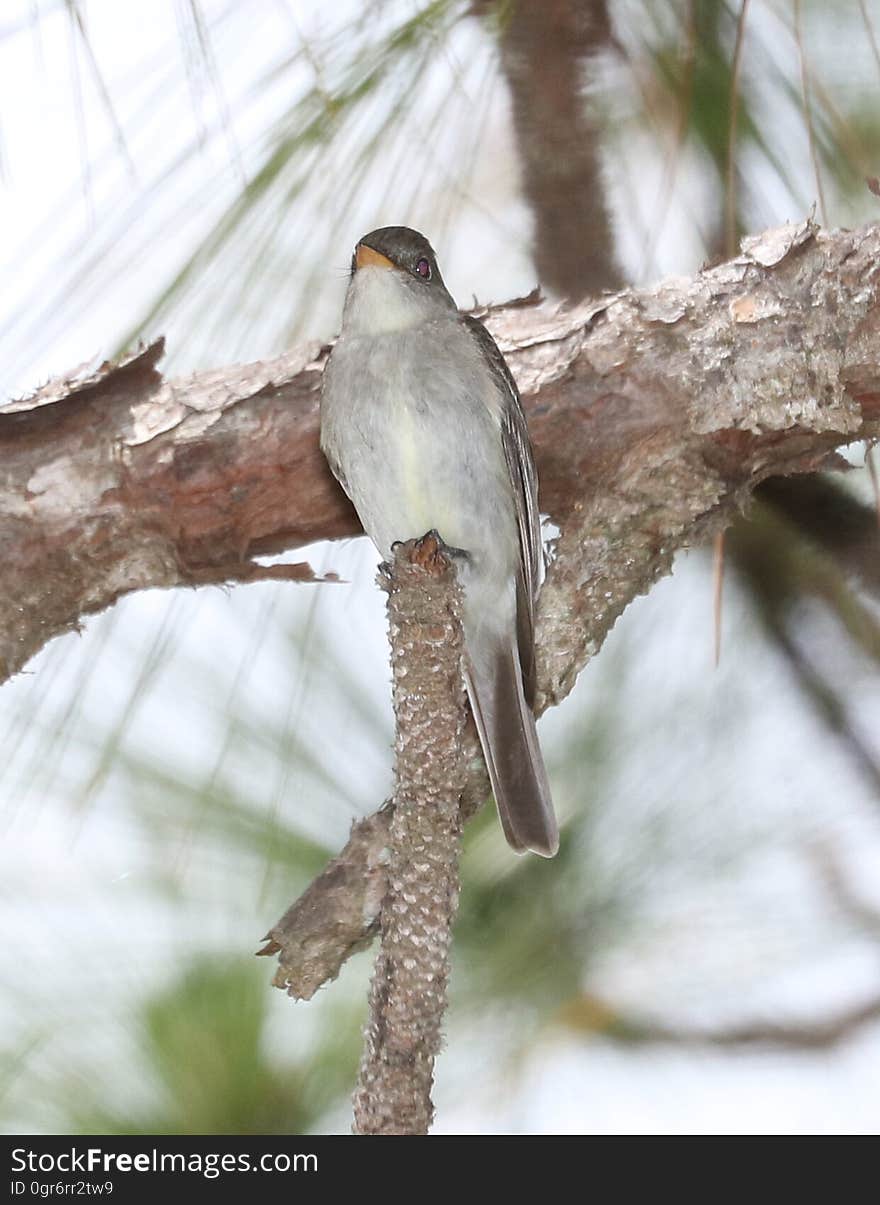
[3,0,880,1135]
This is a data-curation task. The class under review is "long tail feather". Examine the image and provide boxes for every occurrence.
[465,636,559,857]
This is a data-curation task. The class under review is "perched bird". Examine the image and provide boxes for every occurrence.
[320,226,558,857]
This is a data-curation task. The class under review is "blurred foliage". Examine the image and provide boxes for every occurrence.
[61,959,361,1135]
[3,0,880,1135]
[730,484,880,796]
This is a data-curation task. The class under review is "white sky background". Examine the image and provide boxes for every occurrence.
[2,0,880,1135]
[0,0,541,394]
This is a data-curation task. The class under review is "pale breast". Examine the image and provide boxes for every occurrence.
[321,316,519,577]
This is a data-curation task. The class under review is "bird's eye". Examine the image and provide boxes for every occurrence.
[415,257,431,280]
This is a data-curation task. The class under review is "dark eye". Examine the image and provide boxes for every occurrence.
[415,257,431,280]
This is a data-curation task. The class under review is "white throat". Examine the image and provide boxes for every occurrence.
[344,266,436,336]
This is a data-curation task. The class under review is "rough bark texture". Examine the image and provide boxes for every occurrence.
[528,217,880,706]
[0,340,350,684]
[482,0,623,298]
[259,219,880,995]
[350,535,468,1136]
[256,808,391,1000]
[4,220,879,695]
[5,221,880,994]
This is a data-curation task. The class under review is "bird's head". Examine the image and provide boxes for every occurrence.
[342,226,457,334]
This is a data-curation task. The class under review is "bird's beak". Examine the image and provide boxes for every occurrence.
[355,244,395,271]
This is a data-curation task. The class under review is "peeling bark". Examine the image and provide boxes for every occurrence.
[3,221,878,696]
[0,340,349,682]
[257,220,880,999]
[3,219,879,998]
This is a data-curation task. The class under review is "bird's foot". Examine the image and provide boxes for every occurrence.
[412,530,470,569]
[383,531,470,577]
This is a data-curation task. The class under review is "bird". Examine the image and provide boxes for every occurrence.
[320,226,558,857]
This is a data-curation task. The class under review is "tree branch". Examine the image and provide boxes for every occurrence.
[4,220,878,691]
[0,339,349,683]
[351,534,467,1135]
[5,221,880,993]
[260,219,880,995]
[259,743,488,1001]
[560,992,880,1051]
[478,0,623,297]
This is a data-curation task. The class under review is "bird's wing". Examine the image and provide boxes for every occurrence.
[462,314,542,706]
[319,353,352,498]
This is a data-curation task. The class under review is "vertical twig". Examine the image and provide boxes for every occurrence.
[724,0,751,258]
[794,0,828,226]
[352,533,469,1135]
[713,529,726,667]
[866,446,880,527]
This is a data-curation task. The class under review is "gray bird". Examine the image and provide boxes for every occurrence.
[320,226,558,857]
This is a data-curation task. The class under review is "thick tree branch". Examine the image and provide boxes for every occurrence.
[478,0,623,297]
[5,221,877,1002]
[5,221,880,995]
[260,219,880,995]
[3,220,879,692]
[530,218,880,706]
[0,339,349,683]
[6,218,880,976]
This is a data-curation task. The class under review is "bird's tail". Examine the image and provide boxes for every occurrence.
[464,634,559,857]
